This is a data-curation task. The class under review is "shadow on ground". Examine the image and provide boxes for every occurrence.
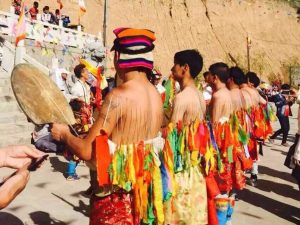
[259,165,297,184]
[49,156,67,177]
[239,189,300,224]
[52,193,89,217]
[29,211,74,225]
[0,212,24,225]
[256,179,300,200]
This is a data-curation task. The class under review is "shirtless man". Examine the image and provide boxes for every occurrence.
[206,62,233,123]
[206,62,235,224]
[171,50,206,124]
[51,28,163,224]
[227,67,248,111]
[246,72,267,105]
[238,73,255,109]
[165,49,207,224]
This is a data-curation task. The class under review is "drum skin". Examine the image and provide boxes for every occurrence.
[11,63,76,125]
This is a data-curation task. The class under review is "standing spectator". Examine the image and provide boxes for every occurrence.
[63,64,92,181]
[202,71,213,106]
[12,0,21,15]
[29,1,39,20]
[270,84,294,146]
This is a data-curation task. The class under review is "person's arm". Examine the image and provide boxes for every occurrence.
[259,95,267,105]
[0,169,29,209]
[51,91,122,160]
[0,145,44,209]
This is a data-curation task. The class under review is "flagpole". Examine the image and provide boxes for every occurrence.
[103,0,108,47]
[103,0,108,74]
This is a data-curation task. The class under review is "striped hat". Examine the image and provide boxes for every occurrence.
[112,28,156,70]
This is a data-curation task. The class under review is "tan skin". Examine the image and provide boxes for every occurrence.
[170,62,206,124]
[0,145,44,209]
[240,84,254,109]
[206,73,233,124]
[51,52,163,161]
[227,78,244,111]
[248,82,267,105]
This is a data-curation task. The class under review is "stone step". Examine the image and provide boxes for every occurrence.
[0,111,28,124]
[0,86,14,97]
[0,77,10,87]
[0,132,32,147]
[0,71,9,79]
[0,123,33,135]
[0,100,22,113]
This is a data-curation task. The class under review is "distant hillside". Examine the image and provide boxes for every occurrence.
[1,0,300,82]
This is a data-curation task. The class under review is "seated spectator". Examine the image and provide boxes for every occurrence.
[29,1,39,20]
[53,9,61,25]
[32,124,64,153]
[12,0,21,15]
[41,6,55,24]
[61,15,71,28]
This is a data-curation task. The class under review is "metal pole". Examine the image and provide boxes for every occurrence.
[103,0,108,47]
[247,34,251,72]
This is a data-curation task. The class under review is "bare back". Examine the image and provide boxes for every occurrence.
[230,88,244,112]
[240,86,254,109]
[210,87,233,123]
[171,86,206,125]
[99,79,163,144]
[243,86,260,106]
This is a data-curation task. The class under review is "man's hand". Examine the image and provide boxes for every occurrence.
[0,145,44,169]
[293,157,300,167]
[0,169,30,209]
[50,123,70,142]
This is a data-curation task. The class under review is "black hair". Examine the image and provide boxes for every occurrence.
[55,9,60,14]
[246,72,260,88]
[203,71,210,78]
[174,49,203,79]
[69,99,82,112]
[228,66,246,85]
[44,6,49,11]
[33,1,38,7]
[74,64,86,79]
[208,62,229,83]
[281,83,290,90]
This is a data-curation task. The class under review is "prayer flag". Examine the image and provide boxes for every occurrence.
[78,0,86,17]
[57,0,63,10]
[15,1,26,46]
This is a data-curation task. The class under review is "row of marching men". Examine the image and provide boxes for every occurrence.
[159,60,275,225]
[89,55,275,224]
[50,28,275,225]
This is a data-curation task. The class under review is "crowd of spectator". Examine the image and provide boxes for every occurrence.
[12,0,71,28]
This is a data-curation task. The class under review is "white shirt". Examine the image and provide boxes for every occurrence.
[203,85,212,101]
[156,83,166,95]
[71,80,91,104]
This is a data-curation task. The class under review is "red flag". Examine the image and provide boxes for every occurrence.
[57,0,63,9]
[14,1,26,46]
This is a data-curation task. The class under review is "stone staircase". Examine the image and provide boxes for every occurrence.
[0,67,33,147]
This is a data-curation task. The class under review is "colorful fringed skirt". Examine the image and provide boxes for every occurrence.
[164,166,208,225]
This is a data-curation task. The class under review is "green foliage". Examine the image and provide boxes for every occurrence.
[276,0,300,8]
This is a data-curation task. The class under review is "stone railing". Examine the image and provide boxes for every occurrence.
[0,9,103,49]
